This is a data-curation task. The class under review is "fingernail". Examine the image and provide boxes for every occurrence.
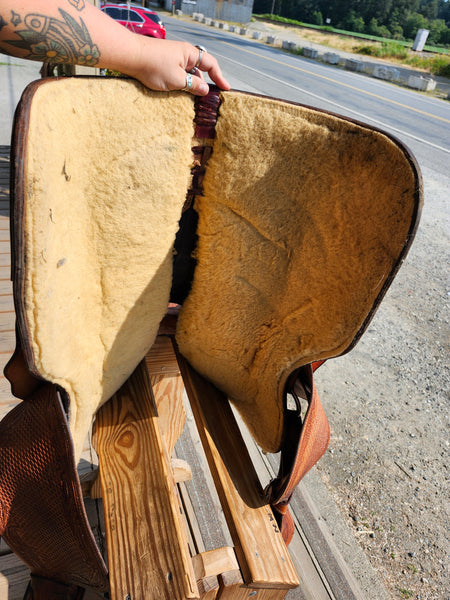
[199,83,209,94]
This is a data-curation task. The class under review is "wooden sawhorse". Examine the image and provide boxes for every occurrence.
[86,334,299,600]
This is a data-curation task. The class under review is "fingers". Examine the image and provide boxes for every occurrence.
[181,69,209,96]
[198,52,231,93]
[128,37,229,96]
[183,45,230,96]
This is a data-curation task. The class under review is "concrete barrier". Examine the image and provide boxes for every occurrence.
[253,31,262,40]
[282,41,297,51]
[345,58,364,72]
[303,47,318,59]
[266,35,277,45]
[323,52,340,65]
[219,22,229,30]
[407,75,436,91]
[239,28,248,35]
[373,65,400,81]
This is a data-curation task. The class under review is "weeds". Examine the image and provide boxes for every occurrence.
[353,42,450,76]
[353,42,408,59]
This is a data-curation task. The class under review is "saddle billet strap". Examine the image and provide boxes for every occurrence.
[0,383,109,594]
[266,364,330,544]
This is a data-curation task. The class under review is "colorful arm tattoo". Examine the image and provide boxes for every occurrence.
[0,2,100,66]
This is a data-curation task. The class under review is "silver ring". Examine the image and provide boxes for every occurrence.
[183,73,193,92]
[194,45,207,69]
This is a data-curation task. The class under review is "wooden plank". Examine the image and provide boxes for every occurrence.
[150,372,186,456]
[197,575,219,600]
[192,547,239,580]
[146,335,182,376]
[95,360,199,600]
[0,254,11,268]
[0,277,12,293]
[175,348,299,591]
[148,334,187,456]
[0,267,11,282]
[217,571,288,600]
[0,295,14,312]
[0,327,15,349]
[193,549,288,600]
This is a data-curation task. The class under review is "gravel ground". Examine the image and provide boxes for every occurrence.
[314,165,449,599]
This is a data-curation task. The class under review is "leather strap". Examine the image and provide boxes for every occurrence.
[266,364,330,544]
[0,383,109,592]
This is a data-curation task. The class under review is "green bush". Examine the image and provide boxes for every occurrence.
[354,41,408,59]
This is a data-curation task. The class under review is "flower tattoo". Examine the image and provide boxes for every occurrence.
[68,0,86,10]
[3,8,100,66]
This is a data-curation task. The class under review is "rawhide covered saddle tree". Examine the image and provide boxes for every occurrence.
[0,77,422,596]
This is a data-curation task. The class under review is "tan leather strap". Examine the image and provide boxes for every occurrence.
[0,383,109,592]
[266,364,330,544]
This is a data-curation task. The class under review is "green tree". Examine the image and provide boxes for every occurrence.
[403,11,430,39]
[428,17,448,42]
[420,0,439,19]
[312,10,324,25]
[343,10,365,32]
[437,0,450,23]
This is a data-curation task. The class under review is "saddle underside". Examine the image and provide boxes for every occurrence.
[9,77,422,460]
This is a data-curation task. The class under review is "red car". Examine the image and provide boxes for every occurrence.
[101,3,166,39]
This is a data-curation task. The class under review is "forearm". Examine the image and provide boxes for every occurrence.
[0,0,141,70]
[0,0,230,94]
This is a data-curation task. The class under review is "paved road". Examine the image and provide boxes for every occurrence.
[166,16,450,177]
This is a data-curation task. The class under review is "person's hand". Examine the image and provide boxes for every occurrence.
[126,38,230,96]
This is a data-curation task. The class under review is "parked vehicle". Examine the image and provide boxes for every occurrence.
[101,3,166,39]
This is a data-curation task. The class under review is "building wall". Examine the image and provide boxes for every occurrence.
[167,0,253,23]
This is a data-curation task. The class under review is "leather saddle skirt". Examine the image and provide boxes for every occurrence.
[1,77,422,590]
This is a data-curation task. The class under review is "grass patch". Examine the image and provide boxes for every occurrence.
[353,42,450,76]
[353,42,408,59]
[406,54,450,77]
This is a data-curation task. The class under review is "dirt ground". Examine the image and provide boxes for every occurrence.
[313,165,449,599]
